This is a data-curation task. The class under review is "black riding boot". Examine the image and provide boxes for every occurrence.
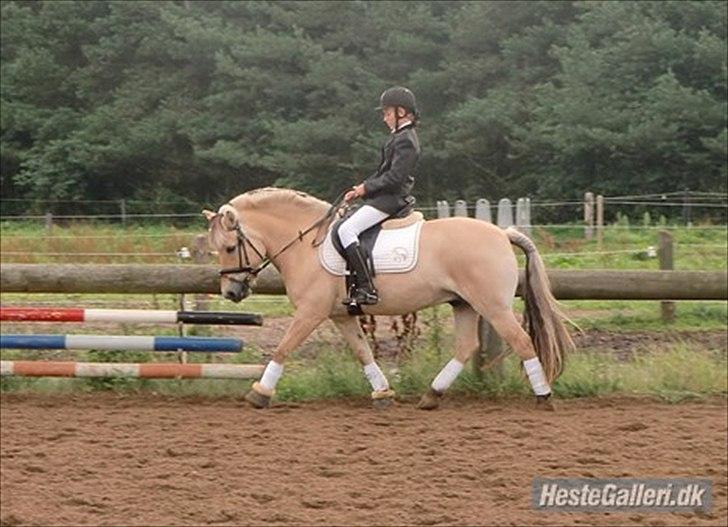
[344,243,379,305]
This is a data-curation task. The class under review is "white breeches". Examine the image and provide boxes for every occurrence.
[337,205,389,248]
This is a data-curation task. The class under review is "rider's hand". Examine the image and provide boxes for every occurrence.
[344,184,366,202]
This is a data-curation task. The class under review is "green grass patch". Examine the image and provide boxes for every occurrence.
[2,221,725,270]
[561,300,728,331]
[2,343,725,402]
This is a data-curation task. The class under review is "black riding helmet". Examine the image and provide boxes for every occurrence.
[376,86,419,121]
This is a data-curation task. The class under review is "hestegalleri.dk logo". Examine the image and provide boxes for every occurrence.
[532,478,712,512]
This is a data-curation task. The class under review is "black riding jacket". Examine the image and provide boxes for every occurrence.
[362,123,420,216]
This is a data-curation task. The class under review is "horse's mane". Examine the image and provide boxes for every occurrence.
[230,187,330,214]
[208,187,331,249]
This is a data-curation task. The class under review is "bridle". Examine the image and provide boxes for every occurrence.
[218,191,347,286]
[219,223,269,285]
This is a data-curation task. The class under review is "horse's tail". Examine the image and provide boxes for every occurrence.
[505,227,574,384]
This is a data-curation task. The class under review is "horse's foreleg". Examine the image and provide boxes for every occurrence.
[333,317,395,408]
[245,312,326,408]
[418,303,479,410]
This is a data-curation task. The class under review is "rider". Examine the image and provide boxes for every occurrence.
[339,86,421,306]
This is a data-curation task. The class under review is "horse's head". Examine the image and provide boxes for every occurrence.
[203,204,268,303]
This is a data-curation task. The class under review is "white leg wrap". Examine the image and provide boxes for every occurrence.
[259,360,284,392]
[523,357,551,395]
[431,358,464,393]
[363,362,389,392]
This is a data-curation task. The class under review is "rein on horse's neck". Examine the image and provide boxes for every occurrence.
[237,198,330,273]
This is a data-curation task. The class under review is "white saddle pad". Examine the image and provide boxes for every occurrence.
[319,221,424,276]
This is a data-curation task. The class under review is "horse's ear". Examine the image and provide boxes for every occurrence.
[202,209,217,222]
[219,204,239,231]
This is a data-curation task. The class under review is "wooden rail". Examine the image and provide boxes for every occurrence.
[1,264,726,300]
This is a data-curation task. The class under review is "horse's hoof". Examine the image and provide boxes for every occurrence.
[417,388,443,410]
[372,398,393,409]
[244,382,272,409]
[536,394,556,412]
[371,389,395,409]
[244,389,270,408]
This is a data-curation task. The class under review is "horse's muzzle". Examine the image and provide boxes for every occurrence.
[222,282,250,303]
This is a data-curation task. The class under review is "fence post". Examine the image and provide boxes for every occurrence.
[436,200,450,219]
[476,317,505,379]
[682,188,692,227]
[475,199,491,222]
[193,234,211,311]
[659,231,675,323]
[44,212,53,233]
[119,199,127,227]
[497,198,513,228]
[454,200,468,217]
[584,192,594,240]
[596,195,604,248]
[516,198,531,235]
[473,205,506,379]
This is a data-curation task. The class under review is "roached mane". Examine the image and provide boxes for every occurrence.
[207,187,330,249]
[233,187,330,213]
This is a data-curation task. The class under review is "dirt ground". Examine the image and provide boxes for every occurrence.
[1,394,725,527]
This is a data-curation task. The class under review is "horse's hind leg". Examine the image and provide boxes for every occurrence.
[418,302,479,410]
[333,316,395,408]
[467,302,554,410]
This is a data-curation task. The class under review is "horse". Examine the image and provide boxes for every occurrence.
[203,187,574,410]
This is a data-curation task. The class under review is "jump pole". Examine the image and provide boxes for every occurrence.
[0,334,243,353]
[0,361,264,379]
[0,308,263,326]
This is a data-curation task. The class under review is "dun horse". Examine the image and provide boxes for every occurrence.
[203,188,574,410]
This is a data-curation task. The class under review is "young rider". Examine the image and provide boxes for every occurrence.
[338,86,421,306]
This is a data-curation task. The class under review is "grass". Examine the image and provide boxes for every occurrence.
[0,222,201,264]
[560,300,728,331]
[1,220,726,269]
[2,342,725,403]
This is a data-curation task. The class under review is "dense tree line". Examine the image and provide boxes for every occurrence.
[1,0,725,215]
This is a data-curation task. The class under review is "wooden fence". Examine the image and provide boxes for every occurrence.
[2,264,726,300]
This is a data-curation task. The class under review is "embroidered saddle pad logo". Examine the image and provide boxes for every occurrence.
[319,221,424,276]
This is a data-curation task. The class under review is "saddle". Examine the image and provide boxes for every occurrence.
[319,208,424,276]
[323,208,424,315]
[329,209,424,275]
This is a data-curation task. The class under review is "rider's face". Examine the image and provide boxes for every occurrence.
[381,106,406,131]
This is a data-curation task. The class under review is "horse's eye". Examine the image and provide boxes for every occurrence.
[226,246,236,254]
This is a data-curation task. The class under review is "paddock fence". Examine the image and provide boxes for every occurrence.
[1,264,725,300]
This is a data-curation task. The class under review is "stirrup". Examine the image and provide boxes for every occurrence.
[354,288,379,305]
[341,289,378,306]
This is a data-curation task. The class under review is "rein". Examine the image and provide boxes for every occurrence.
[219,191,347,284]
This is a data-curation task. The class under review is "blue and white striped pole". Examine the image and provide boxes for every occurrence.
[0,334,243,353]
